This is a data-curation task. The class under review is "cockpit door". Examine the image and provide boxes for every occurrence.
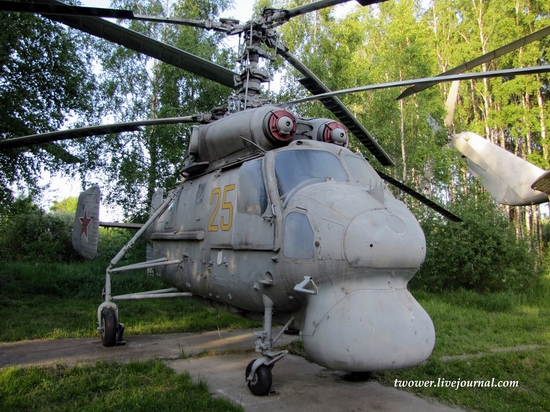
[232,159,276,250]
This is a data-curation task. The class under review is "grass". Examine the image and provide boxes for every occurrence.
[0,259,256,410]
[413,288,550,357]
[2,260,550,411]
[369,286,550,412]
[376,346,550,412]
[0,359,243,411]
[0,260,260,342]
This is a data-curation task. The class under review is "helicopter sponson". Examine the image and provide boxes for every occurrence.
[146,107,434,373]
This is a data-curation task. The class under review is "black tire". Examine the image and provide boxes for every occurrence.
[100,307,117,347]
[245,359,272,396]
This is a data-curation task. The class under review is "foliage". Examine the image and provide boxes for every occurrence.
[275,0,549,286]
[97,227,147,262]
[0,11,98,211]
[277,0,549,252]
[413,187,540,293]
[0,196,148,264]
[50,196,78,214]
[0,360,243,411]
[0,198,81,263]
[79,0,236,219]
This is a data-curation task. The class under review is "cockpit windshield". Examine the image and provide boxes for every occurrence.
[275,149,348,201]
[343,154,382,187]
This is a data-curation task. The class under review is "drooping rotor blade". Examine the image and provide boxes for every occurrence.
[0,1,241,33]
[279,0,387,20]
[3,0,238,88]
[375,169,462,222]
[444,80,460,128]
[398,24,550,100]
[0,116,206,150]
[532,171,550,196]
[0,1,135,18]
[280,65,550,107]
[278,48,394,166]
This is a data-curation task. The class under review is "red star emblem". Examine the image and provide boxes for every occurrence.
[79,207,94,241]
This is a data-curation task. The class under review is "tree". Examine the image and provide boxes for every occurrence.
[0,12,98,213]
[78,0,236,220]
[50,197,78,214]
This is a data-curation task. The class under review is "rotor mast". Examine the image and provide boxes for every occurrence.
[232,8,290,111]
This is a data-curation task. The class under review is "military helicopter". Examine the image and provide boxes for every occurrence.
[1,0,549,397]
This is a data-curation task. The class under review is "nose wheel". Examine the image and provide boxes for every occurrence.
[245,295,294,396]
[245,359,273,396]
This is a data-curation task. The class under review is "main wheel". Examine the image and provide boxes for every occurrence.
[245,359,273,396]
[100,307,117,347]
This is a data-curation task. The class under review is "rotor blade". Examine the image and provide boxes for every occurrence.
[375,169,462,222]
[398,24,550,99]
[278,48,394,166]
[281,0,387,20]
[0,1,135,18]
[531,171,550,196]
[280,65,550,107]
[0,1,240,33]
[9,0,238,88]
[0,116,203,150]
[444,80,460,128]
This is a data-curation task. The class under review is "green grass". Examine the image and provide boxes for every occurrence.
[0,359,243,411]
[3,260,550,411]
[413,288,550,358]
[370,285,550,412]
[0,260,260,342]
[376,346,550,412]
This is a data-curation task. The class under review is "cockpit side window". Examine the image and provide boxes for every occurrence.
[275,150,348,200]
[238,159,268,215]
[343,155,383,187]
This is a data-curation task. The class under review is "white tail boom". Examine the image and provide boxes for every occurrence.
[450,132,549,206]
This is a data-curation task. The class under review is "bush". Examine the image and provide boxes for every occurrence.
[97,227,147,262]
[0,199,81,263]
[0,198,146,263]
[412,190,540,293]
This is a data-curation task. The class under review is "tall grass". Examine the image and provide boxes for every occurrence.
[0,260,260,342]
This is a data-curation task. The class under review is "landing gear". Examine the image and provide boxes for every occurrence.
[98,304,125,347]
[100,307,117,347]
[245,295,294,396]
[245,359,273,396]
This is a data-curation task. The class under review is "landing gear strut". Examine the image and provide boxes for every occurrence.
[245,295,293,396]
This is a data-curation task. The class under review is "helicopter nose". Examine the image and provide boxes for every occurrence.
[344,209,425,269]
[301,285,435,371]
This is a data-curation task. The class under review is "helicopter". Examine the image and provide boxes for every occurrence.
[1,0,549,397]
